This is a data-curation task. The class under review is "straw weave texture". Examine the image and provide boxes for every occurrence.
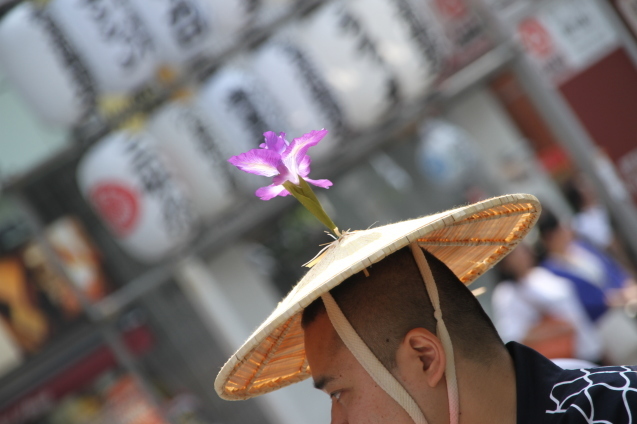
[215,194,541,400]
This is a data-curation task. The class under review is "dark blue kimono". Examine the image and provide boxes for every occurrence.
[509,342,637,423]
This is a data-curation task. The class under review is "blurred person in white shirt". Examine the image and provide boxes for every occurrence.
[492,243,603,363]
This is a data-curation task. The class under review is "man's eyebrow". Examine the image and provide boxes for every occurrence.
[313,375,336,391]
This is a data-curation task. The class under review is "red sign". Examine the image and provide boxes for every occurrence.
[89,182,140,237]
[558,48,637,202]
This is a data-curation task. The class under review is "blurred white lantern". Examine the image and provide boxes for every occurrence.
[200,0,257,55]
[249,40,345,160]
[147,100,236,219]
[196,65,284,157]
[293,2,397,131]
[195,64,289,191]
[347,0,444,102]
[0,3,94,126]
[77,130,197,262]
[127,0,213,65]
[46,0,159,93]
[256,0,295,26]
[127,0,256,66]
[409,0,491,71]
[416,119,478,188]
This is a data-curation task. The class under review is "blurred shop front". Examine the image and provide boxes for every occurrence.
[1,0,637,423]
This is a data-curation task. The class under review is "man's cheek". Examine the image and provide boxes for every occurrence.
[331,399,348,424]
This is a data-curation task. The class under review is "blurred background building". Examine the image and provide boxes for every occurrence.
[1,0,637,423]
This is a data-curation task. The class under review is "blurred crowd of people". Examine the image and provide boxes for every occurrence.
[492,175,637,367]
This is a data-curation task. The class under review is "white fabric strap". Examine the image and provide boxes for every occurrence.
[410,243,460,424]
[321,292,429,424]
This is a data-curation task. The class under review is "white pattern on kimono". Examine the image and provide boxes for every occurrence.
[546,366,637,423]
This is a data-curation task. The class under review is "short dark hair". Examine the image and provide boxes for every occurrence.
[537,209,560,239]
[302,246,503,369]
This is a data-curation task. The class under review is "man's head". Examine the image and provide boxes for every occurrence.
[302,246,504,423]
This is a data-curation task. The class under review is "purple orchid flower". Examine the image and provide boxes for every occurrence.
[228,130,333,200]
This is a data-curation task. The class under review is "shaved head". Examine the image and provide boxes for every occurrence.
[302,246,502,369]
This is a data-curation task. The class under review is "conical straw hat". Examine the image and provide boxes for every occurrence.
[215,193,541,400]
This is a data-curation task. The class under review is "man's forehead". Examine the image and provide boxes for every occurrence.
[304,310,342,353]
[304,310,344,375]
[304,311,354,396]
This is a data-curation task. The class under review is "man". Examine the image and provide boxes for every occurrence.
[302,247,518,424]
[215,194,637,423]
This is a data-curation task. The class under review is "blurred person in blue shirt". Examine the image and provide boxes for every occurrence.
[538,209,637,365]
[537,210,635,322]
[492,242,602,363]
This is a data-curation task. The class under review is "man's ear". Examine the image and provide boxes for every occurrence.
[394,327,446,389]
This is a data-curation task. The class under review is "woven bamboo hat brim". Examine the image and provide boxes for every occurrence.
[215,193,541,400]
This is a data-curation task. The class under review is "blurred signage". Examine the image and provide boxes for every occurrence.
[517,0,619,85]
[524,0,637,205]
[0,325,154,424]
[487,0,637,205]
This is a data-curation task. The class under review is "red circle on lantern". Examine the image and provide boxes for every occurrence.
[89,182,140,237]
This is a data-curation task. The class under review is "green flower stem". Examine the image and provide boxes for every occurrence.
[283,178,339,237]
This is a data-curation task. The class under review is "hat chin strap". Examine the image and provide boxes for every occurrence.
[320,243,459,424]
[410,243,460,424]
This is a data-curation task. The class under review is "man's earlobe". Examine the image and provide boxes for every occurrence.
[397,328,446,389]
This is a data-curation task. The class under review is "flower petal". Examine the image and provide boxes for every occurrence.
[278,129,327,179]
[283,129,328,165]
[255,184,290,200]
[297,155,311,178]
[272,162,298,186]
[261,131,288,154]
[305,178,333,189]
[228,149,281,177]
